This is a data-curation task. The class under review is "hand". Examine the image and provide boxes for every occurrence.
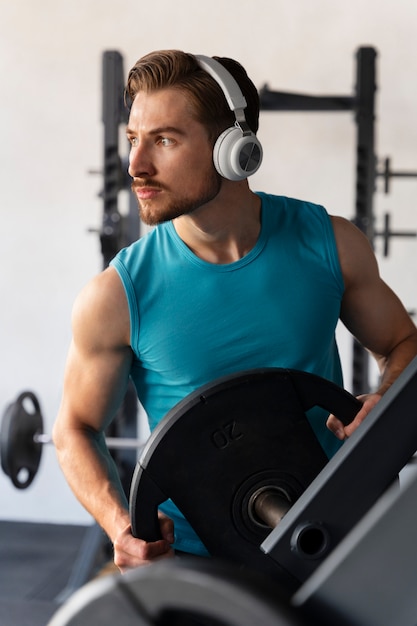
[113,513,175,573]
[326,392,382,440]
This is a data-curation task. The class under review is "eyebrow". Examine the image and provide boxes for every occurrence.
[126,125,186,137]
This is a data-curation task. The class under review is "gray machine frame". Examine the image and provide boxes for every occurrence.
[263,355,417,591]
[293,466,417,625]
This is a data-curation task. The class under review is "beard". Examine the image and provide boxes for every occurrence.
[132,169,222,227]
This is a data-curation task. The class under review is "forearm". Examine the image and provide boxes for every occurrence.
[373,329,417,395]
[53,424,130,542]
[54,421,175,571]
[328,328,417,440]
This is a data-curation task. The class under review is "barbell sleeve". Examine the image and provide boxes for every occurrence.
[250,487,292,528]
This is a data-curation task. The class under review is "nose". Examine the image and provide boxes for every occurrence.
[128,142,156,179]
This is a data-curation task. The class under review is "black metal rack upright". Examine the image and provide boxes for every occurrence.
[100,50,140,267]
[98,50,140,498]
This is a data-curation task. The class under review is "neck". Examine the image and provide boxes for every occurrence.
[173,181,261,264]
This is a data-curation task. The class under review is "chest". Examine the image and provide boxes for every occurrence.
[135,256,342,381]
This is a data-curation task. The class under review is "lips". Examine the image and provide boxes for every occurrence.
[135,187,161,200]
[132,180,163,200]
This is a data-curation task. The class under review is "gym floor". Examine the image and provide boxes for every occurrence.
[0,521,109,626]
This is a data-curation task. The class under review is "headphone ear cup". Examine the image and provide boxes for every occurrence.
[213,127,263,181]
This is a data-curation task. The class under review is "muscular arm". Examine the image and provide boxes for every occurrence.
[328,216,417,438]
[53,268,173,570]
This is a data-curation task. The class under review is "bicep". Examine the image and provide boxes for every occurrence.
[333,216,415,359]
[61,339,133,433]
[58,268,133,434]
[340,276,414,360]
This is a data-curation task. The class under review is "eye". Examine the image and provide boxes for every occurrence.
[128,135,138,147]
[159,137,175,147]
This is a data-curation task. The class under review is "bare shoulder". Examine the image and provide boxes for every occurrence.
[330,215,374,256]
[73,266,127,315]
[72,267,130,350]
[330,215,379,287]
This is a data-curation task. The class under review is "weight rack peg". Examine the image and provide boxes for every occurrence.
[374,212,417,257]
[377,157,417,194]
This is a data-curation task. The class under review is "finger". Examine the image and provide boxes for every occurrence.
[143,538,174,559]
[159,515,175,544]
[115,537,173,572]
[118,547,175,574]
[326,414,346,440]
[342,405,371,437]
[327,392,382,440]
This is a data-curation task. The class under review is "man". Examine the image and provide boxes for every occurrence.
[53,50,417,573]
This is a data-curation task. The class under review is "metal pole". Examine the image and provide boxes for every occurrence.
[351,47,377,396]
[34,433,145,451]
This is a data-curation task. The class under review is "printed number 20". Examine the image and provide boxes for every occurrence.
[211,421,243,449]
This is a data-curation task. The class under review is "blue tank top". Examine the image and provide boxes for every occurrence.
[111,192,345,555]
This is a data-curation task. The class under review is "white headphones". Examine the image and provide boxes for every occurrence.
[195,55,263,181]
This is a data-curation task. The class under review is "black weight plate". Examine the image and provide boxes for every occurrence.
[47,558,307,626]
[130,369,360,586]
[0,391,43,489]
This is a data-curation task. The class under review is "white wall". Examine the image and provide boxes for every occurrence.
[1,0,416,524]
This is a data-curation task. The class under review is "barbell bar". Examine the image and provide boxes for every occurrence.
[33,432,145,450]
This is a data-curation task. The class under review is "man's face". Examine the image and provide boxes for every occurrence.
[127,87,222,226]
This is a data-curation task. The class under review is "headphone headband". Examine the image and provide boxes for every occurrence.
[195,55,247,114]
[194,54,263,181]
